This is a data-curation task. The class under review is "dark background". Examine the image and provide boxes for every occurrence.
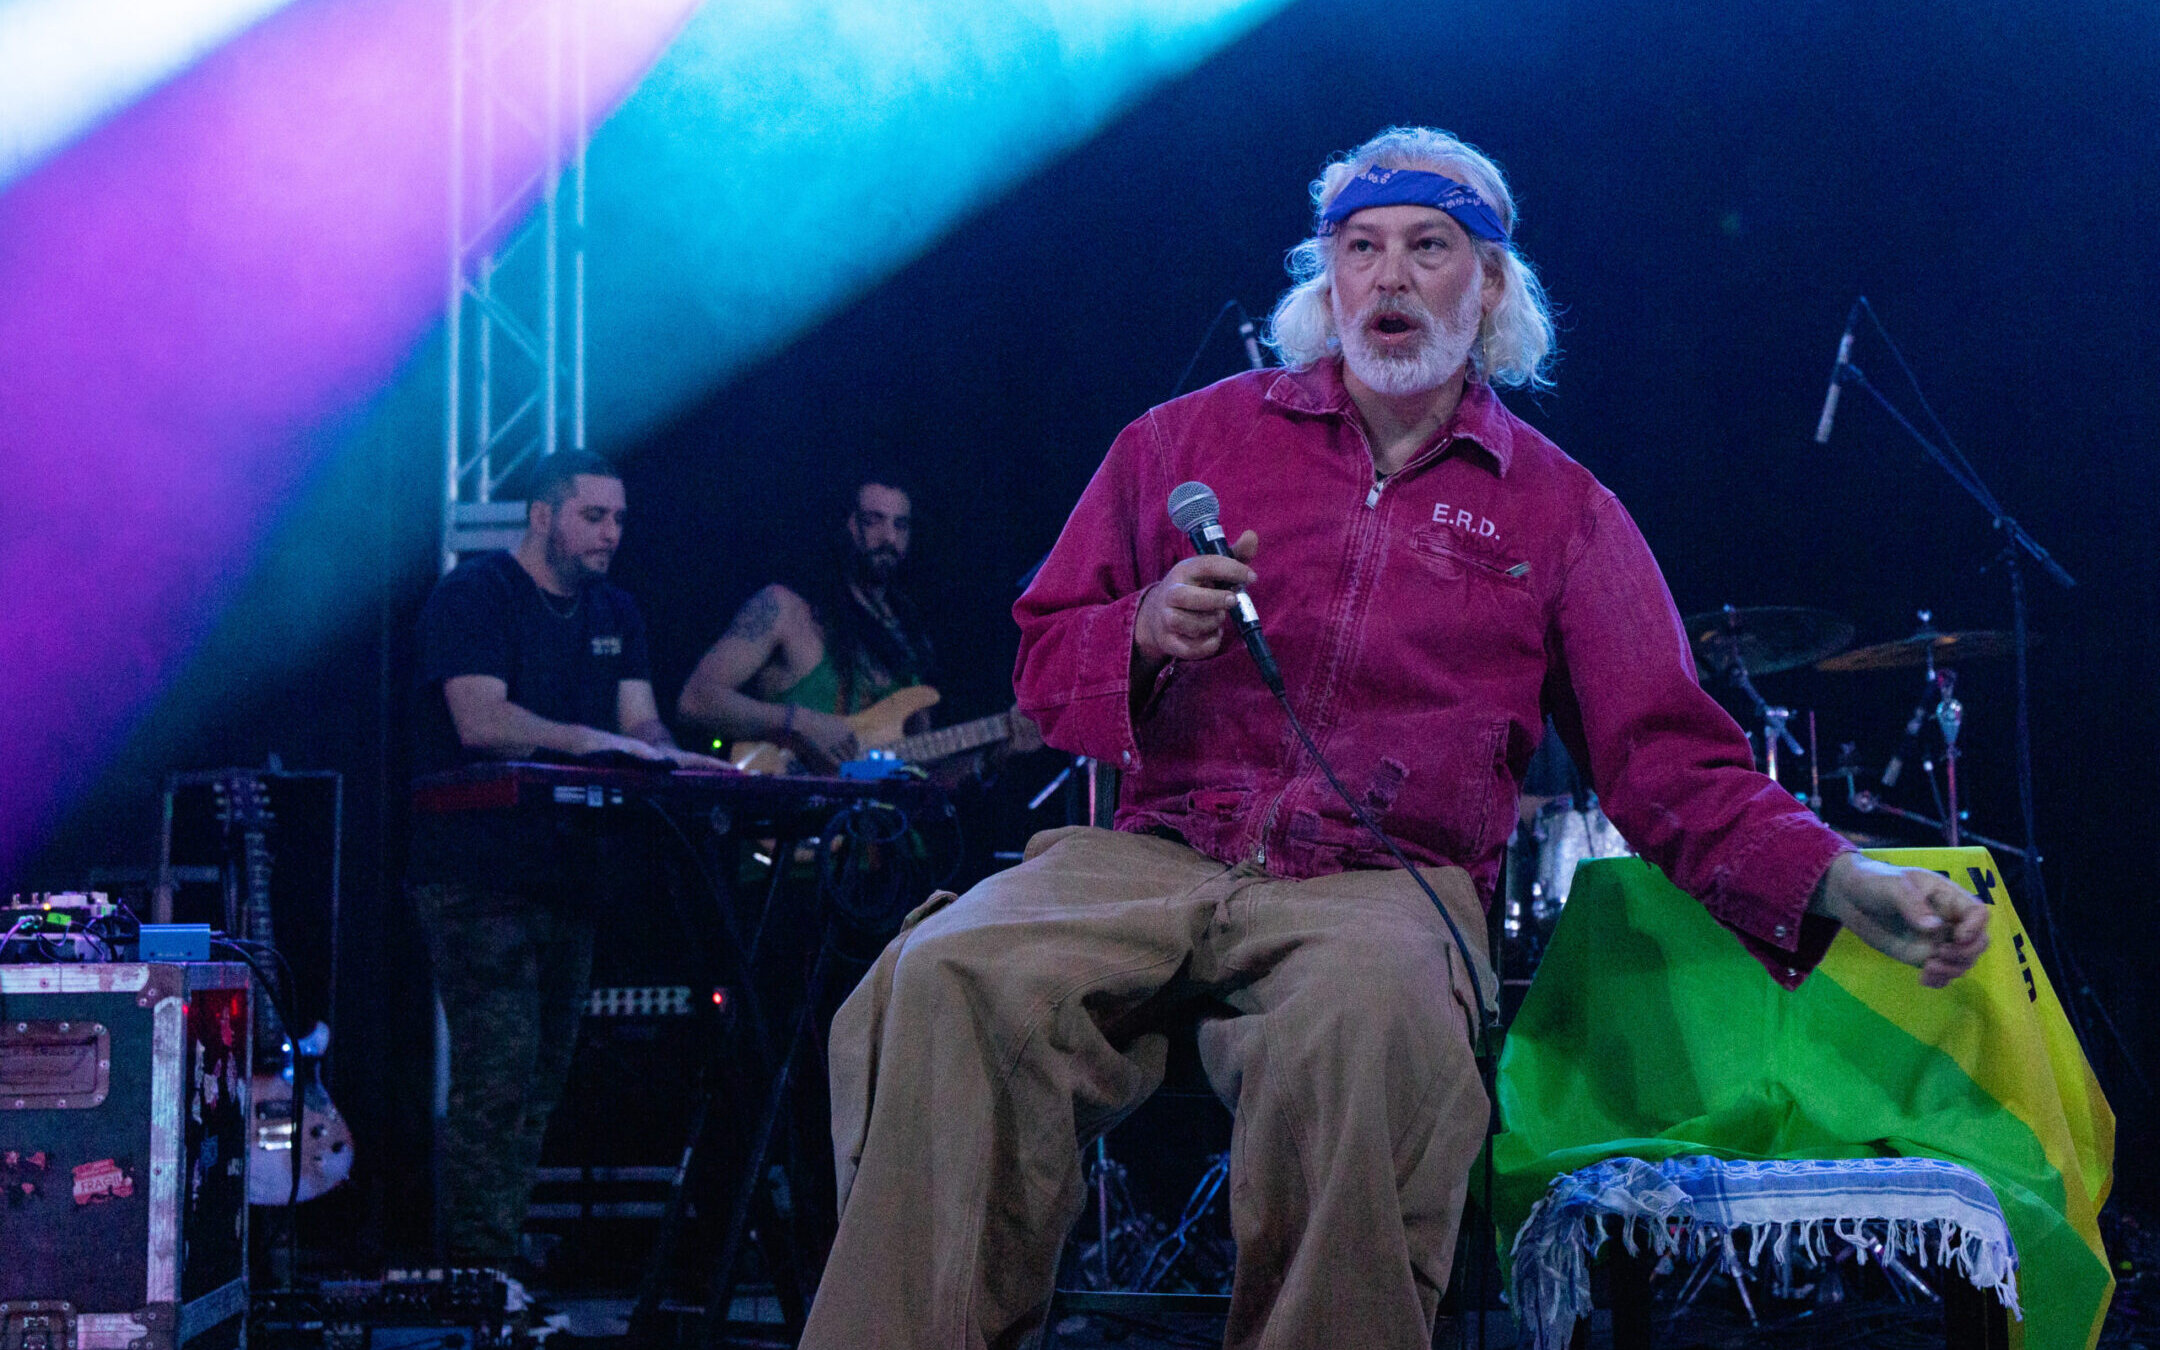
[19,0,2158,1259]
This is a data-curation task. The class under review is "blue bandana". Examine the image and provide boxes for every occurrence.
[1318,165,1510,242]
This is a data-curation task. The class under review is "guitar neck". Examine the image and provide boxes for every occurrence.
[242,829,275,947]
[240,826,292,1049]
[218,774,288,1048]
[890,712,1012,765]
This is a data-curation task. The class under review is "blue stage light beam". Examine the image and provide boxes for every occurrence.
[0,0,301,188]
[577,0,1294,440]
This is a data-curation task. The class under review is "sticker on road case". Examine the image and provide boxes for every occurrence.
[72,1157,134,1205]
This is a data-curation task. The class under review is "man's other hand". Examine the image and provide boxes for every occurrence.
[786,707,860,773]
[1134,530,1260,665]
[1810,853,1990,988]
[658,747,731,770]
[584,729,673,762]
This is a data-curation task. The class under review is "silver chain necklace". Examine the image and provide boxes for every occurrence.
[538,585,582,620]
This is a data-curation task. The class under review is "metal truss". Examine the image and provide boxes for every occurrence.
[443,0,589,569]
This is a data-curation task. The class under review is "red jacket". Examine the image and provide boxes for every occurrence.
[1013,361,1851,986]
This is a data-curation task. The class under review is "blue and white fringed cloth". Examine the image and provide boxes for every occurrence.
[1508,1155,2020,1350]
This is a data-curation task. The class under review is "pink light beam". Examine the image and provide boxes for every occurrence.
[0,0,700,879]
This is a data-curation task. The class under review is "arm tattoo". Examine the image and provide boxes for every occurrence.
[724,587,783,644]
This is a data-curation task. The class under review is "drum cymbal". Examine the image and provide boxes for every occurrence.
[1816,628,2027,671]
[1684,606,1856,678]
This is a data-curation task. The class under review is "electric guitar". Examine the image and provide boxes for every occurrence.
[728,685,1027,775]
[215,774,356,1205]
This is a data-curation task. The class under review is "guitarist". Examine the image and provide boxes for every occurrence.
[679,476,941,772]
[408,450,721,1272]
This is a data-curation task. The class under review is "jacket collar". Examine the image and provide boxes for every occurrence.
[1264,358,1517,476]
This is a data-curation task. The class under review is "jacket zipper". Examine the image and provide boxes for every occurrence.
[1365,429,1454,507]
[1258,428,1445,865]
[1254,787,1288,868]
[1262,461,1388,865]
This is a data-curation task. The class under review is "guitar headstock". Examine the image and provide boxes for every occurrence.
[213,774,275,834]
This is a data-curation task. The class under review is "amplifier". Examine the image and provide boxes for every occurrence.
[527,986,710,1282]
[0,964,252,1350]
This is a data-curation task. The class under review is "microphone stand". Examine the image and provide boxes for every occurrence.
[1835,362,2072,587]
[1825,342,2104,1043]
[1832,355,2068,862]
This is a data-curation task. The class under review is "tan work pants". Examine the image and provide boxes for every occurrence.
[800,826,1493,1350]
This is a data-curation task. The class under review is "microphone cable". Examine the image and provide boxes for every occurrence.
[1170,483,1492,1053]
[1264,684,1497,1060]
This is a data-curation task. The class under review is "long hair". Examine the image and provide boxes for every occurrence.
[814,577,934,714]
[806,474,935,713]
[1264,127,1558,390]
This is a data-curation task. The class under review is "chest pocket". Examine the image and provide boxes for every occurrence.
[1402,524,1545,668]
[1407,525,1532,588]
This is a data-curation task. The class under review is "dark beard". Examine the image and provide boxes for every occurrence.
[545,531,604,587]
[849,546,901,586]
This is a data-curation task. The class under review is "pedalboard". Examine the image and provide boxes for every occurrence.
[250,1271,516,1350]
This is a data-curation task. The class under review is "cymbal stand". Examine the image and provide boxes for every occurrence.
[1808,712,1822,813]
[1836,642,2010,852]
[1722,648,1802,784]
[1841,763,2022,855]
[1709,606,1806,782]
[1931,662,1963,846]
[1762,705,1795,787]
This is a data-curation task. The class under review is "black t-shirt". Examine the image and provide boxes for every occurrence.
[408,551,652,888]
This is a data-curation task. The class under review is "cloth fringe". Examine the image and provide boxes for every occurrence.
[1508,1156,2021,1350]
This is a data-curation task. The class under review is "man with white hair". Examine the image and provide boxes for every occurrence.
[799,127,1988,1348]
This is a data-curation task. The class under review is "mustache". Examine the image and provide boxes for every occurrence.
[1351,294,1434,328]
[853,545,903,575]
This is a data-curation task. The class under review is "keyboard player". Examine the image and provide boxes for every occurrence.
[407,449,721,1273]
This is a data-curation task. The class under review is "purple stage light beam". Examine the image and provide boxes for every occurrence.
[0,0,700,881]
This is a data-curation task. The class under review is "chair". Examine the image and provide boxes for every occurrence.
[1037,1009,1234,1349]
[1027,760,1235,1346]
[1037,1014,1513,1350]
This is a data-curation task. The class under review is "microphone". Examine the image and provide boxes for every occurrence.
[1812,299,1861,444]
[1881,703,1926,788]
[1236,312,1266,371]
[1166,481,1285,695]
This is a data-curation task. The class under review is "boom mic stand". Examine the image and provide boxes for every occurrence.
[1817,299,2128,1075]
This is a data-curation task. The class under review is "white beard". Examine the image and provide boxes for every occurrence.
[1333,289,1479,397]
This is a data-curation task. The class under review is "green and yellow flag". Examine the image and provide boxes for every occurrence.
[1489,848,2114,1349]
